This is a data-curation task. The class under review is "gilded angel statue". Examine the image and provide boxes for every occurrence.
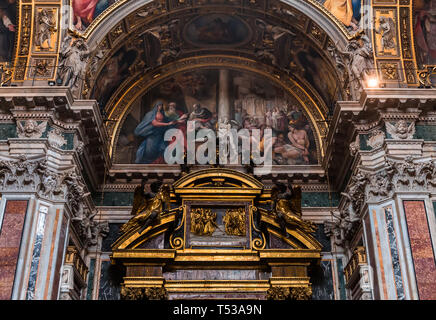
[120,182,171,234]
[271,182,316,235]
[385,120,415,140]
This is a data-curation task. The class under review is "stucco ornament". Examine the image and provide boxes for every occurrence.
[385,120,415,139]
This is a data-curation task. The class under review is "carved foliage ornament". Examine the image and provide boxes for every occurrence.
[266,286,312,300]
[120,286,168,300]
[325,156,436,247]
[0,156,104,246]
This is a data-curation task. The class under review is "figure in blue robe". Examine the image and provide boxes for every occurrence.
[352,0,361,23]
[134,101,175,164]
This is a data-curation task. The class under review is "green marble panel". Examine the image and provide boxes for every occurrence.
[336,258,347,300]
[415,125,436,141]
[92,191,339,207]
[359,133,372,151]
[86,259,95,300]
[302,192,340,207]
[92,192,135,206]
[0,123,17,139]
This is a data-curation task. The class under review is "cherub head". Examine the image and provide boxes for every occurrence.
[396,120,408,134]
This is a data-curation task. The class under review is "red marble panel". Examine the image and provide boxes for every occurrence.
[403,200,436,300]
[0,200,28,300]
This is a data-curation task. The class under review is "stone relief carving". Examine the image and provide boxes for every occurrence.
[16,120,47,139]
[324,156,436,247]
[72,210,109,246]
[0,155,106,247]
[385,120,415,139]
[375,16,396,53]
[47,128,67,148]
[35,8,57,50]
[366,129,385,149]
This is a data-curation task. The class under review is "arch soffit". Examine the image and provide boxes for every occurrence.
[78,0,353,48]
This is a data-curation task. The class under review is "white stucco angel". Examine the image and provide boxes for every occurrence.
[336,35,374,92]
[57,37,90,88]
[385,120,415,139]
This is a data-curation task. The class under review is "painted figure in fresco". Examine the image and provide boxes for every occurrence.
[134,101,178,164]
[165,101,188,151]
[0,2,15,62]
[323,0,359,30]
[72,0,113,31]
[93,47,137,109]
[273,121,310,164]
[188,103,214,131]
[414,0,436,65]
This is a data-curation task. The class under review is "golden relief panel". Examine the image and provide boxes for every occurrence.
[373,8,399,58]
[32,6,59,54]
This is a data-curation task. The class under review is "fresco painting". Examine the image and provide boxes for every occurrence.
[184,14,251,46]
[320,0,362,31]
[414,0,436,67]
[72,0,117,31]
[0,0,16,63]
[114,69,318,166]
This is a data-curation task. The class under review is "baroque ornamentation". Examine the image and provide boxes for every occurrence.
[121,286,168,300]
[57,37,91,91]
[47,128,67,148]
[120,183,171,234]
[16,120,47,139]
[0,155,103,246]
[375,16,396,54]
[325,156,436,247]
[35,8,57,51]
[223,208,245,236]
[190,208,217,236]
[336,34,374,98]
[366,129,385,149]
[271,182,316,234]
[385,120,415,139]
[266,286,312,300]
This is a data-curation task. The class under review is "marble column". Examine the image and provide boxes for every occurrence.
[218,69,231,122]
